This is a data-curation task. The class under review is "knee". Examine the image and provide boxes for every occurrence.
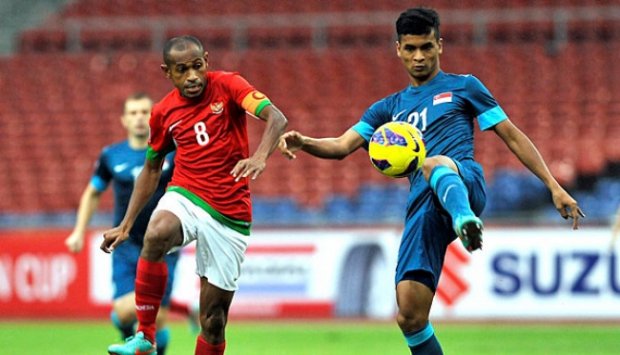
[142,220,179,259]
[422,155,457,182]
[200,308,227,339]
[421,156,441,181]
[396,308,429,334]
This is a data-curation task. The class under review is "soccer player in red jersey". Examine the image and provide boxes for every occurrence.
[101,35,288,355]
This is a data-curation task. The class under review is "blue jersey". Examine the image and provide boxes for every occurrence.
[353,71,507,211]
[91,140,174,244]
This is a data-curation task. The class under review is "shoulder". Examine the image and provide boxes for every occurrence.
[152,90,176,112]
[370,87,408,110]
[150,90,180,123]
[98,141,128,165]
[439,72,492,98]
[444,72,486,89]
[438,72,477,87]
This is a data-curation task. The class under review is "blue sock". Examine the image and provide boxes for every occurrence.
[429,166,475,222]
[110,310,135,339]
[404,322,443,355]
[156,327,171,355]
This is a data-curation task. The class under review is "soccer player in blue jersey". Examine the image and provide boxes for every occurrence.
[279,7,585,354]
[64,93,179,355]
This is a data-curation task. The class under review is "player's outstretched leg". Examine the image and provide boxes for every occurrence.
[428,165,483,252]
[107,331,156,355]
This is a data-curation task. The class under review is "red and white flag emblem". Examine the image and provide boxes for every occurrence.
[433,92,452,105]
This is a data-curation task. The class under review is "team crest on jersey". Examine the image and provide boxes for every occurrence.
[210,102,224,114]
[433,92,453,105]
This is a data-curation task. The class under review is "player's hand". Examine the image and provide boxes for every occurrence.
[65,232,85,253]
[231,156,267,182]
[551,187,585,230]
[278,131,305,160]
[100,225,130,253]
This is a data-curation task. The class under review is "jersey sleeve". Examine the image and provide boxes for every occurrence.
[465,75,508,131]
[226,73,272,116]
[147,105,175,162]
[90,148,111,192]
[352,98,391,144]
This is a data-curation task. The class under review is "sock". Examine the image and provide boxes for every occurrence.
[429,166,475,222]
[404,322,443,355]
[156,328,171,355]
[110,310,135,339]
[195,335,225,355]
[135,258,168,343]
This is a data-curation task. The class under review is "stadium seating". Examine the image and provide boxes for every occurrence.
[1,3,619,224]
[57,0,616,17]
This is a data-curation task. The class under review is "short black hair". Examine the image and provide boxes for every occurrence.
[396,8,440,41]
[163,35,204,65]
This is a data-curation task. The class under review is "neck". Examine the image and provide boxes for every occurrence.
[410,67,441,87]
[128,136,148,149]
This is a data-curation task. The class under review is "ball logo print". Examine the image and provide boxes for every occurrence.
[368,121,426,178]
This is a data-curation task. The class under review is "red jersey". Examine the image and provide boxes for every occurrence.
[148,71,270,224]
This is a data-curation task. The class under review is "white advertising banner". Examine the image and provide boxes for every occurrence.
[433,227,620,320]
[88,227,620,320]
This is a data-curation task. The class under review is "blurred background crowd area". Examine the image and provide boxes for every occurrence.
[0,0,618,228]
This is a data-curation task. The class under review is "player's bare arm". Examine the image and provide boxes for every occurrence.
[100,157,164,253]
[279,128,365,160]
[231,104,288,182]
[66,184,102,253]
[493,119,585,228]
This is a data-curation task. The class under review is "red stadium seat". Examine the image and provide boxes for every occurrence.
[246,27,314,49]
[80,29,152,52]
[19,29,67,53]
[165,28,234,50]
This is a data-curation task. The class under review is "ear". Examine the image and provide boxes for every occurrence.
[437,38,443,54]
[120,113,129,129]
[395,41,402,58]
[203,51,209,67]
[160,64,171,78]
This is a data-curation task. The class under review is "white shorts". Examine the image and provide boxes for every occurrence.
[153,191,248,291]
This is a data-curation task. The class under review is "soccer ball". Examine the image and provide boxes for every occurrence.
[368,121,426,178]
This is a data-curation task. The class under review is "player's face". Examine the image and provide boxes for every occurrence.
[396,31,442,86]
[121,98,152,139]
[162,45,208,99]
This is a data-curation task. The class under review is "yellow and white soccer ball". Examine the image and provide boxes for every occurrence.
[368,121,426,178]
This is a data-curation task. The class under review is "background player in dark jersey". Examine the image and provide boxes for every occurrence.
[101,36,288,355]
[65,93,179,355]
[279,8,584,355]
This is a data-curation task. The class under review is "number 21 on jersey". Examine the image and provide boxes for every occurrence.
[406,107,427,132]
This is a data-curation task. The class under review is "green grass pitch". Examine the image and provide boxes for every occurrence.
[1,320,618,354]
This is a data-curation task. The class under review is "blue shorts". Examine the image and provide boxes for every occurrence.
[395,159,486,291]
[111,239,180,306]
